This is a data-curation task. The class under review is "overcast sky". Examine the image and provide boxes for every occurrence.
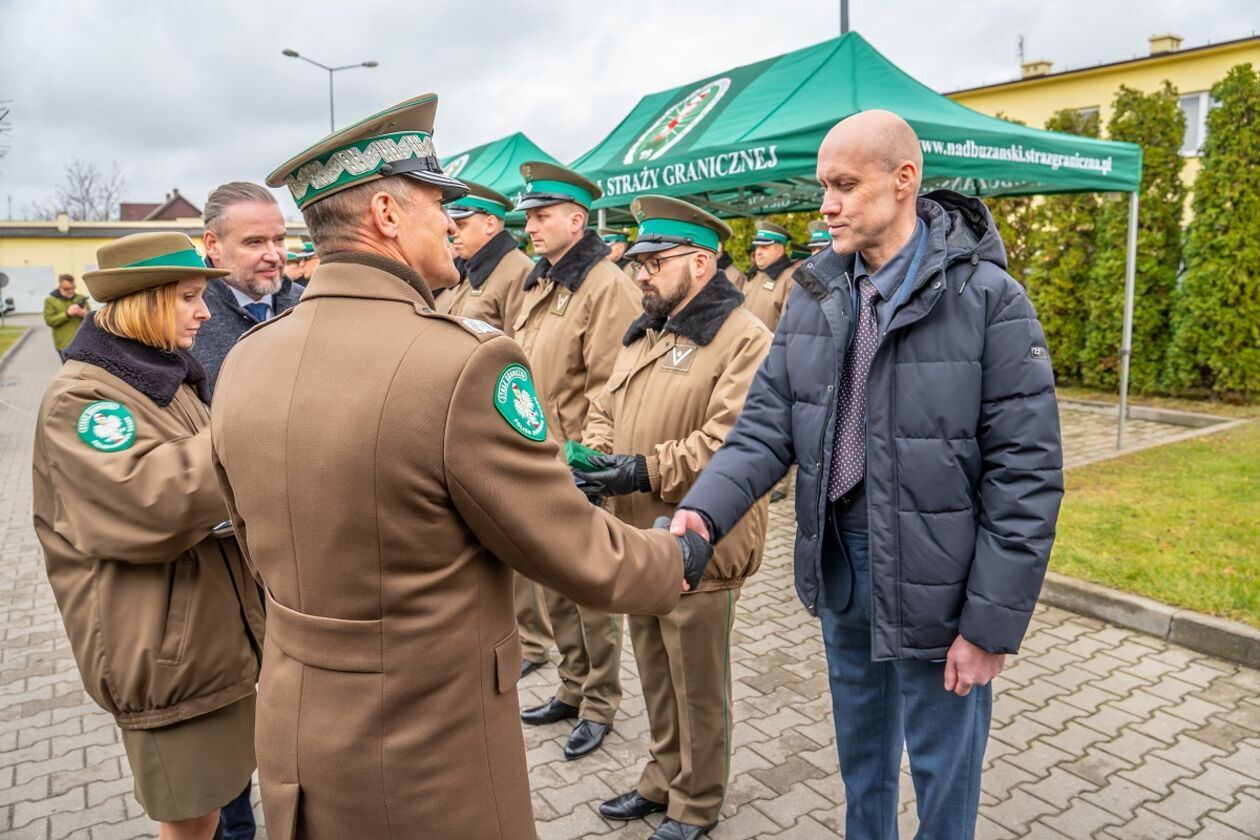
[2,0,1256,220]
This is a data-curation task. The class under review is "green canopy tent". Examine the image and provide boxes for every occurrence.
[441,132,561,223]
[571,32,1145,446]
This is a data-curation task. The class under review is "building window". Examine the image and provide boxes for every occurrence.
[1179,92,1210,156]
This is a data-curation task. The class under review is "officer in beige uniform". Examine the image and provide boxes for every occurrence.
[212,94,712,840]
[440,181,553,673]
[715,241,747,293]
[511,161,643,760]
[805,219,831,254]
[573,197,771,840]
[33,233,264,840]
[741,221,797,332]
[600,227,636,279]
[436,181,531,337]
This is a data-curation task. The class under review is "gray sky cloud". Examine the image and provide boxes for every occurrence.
[1,0,1255,219]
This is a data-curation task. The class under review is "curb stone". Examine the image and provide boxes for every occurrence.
[1040,572,1260,670]
[0,326,33,374]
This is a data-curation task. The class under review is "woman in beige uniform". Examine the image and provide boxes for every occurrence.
[32,233,265,840]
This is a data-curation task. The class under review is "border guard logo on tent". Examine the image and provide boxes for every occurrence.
[623,78,731,165]
[444,153,471,180]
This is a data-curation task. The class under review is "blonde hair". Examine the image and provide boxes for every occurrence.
[95,283,181,352]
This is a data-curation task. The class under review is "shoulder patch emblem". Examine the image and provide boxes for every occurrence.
[494,364,548,441]
[459,317,500,335]
[76,401,136,452]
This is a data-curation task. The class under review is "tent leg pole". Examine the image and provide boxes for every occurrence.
[1116,190,1139,449]
[597,208,606,228]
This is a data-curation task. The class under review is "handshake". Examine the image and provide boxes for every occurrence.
[567,443,711,593]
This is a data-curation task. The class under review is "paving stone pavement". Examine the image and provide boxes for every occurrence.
[2,321,1257,839]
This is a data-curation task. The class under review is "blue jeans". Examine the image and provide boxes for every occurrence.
[819,528,991,840]
[219,781,254,839]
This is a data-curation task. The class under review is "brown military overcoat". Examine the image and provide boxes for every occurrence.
[585,276,772,591]
[210,253,682,840]
[32,335,263,731]
[435,230,530,334]
[742,255,797,332]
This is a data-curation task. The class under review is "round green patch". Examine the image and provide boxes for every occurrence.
[76,401,136,452]
[494,364,547,442]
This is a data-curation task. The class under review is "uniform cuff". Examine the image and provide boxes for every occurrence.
[644,455,661,493]
[634,455,653,493]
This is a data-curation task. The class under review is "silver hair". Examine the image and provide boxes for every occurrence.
[203,181,278,234]
[300,178,421,253]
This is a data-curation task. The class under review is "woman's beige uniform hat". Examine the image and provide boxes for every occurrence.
[82,232,228,302]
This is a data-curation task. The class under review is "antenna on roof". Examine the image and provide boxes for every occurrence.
[839,0,849,35]
[1018,35,1026,68]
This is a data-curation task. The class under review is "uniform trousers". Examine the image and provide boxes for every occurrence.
[632,588,739,826]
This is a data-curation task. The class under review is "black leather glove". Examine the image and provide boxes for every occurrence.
[571,469,607,507]
[575,453,651,497]
[653,516,712,592]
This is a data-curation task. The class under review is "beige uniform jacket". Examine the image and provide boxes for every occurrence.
[511,230,641,448]
[435,230,530,334]
[585,276,772,591]
[720,259,748,293]
[210,252,682,840]
[743,256,797,332]
[32,329,263,731]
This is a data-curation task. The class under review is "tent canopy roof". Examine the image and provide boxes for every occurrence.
[441,132,561,219]
[570,32,1142,217]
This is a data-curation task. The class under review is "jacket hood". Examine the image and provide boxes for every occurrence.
[921,189,1008,271]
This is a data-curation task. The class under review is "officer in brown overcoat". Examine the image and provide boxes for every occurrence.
[211,93,711,840]
[573,197,772,840]
[511,161,643,760]
[742,221,797,331]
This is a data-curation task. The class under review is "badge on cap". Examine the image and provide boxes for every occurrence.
[77,401,137,452]
[495,364,547,441]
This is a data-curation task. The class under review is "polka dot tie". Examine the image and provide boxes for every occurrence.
[828,277,880,502]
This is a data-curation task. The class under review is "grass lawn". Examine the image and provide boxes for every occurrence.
[0,325,28,360]
[1051,419,1259,628]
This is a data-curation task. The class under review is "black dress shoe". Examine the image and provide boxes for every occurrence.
[597,790,666,821]
[520,658,546,678]
[563,719,609,760]
[649,817,717,839]
[520,697,579,726]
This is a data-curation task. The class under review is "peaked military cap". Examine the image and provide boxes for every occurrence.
[516,161,601,211]
[83,233,228,302]
[626,195,731,257]
[287,241,318,260]
[266,93,468,210]
[447,181,513,220]
[751,222,791,246]
[806,219,831,250]
[598,227,629,244]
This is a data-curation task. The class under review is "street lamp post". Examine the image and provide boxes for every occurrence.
[282,49,379,132]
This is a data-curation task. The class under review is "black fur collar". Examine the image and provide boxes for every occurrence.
[757,253,795,280]
[524,229,611,292]
[63,314,210,407]
[466,229,520,290]
[321,251,437,308]
[623,273,745,347]
[716,252,734,271]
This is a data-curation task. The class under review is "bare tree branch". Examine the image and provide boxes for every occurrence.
[27,158,129,220]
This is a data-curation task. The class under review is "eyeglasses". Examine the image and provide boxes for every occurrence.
[633,251,700,276]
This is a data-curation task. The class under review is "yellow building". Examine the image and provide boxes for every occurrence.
[948,33,1260,191]
[0,213,308,313]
